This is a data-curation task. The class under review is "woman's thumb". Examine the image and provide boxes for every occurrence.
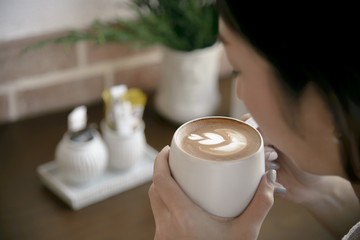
[236,170,277,225]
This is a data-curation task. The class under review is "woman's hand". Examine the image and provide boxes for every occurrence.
[240,113,324,204]
[264,145,320,204]
[149,146,277,240]
[267,145,360,237]
[240,114,360,237]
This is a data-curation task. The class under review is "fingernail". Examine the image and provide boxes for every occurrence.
[268,162,280,170]
[245,117,258,129]
[275,186,287,194]
[268,151,278,161]
[268,169,277,184]
[161,145,170,152]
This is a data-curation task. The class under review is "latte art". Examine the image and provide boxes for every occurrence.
[188,129,247,156]
[177,118,261,161]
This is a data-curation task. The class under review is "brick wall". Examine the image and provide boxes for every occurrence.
[0,32,232,123]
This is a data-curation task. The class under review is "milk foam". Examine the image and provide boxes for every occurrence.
[187,128,247,156]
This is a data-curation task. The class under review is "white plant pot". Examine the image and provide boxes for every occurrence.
[155,43,222,124]
[55,130,108,185]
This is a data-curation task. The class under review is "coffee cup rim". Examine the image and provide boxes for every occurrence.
[172,116,264,163]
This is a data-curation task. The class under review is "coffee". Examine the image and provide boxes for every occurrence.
[170,116,265,217]
[176,117,261,161]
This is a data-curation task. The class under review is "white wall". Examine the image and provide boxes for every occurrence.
[0,0,134,42]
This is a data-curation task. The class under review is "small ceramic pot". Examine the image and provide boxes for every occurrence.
[55,130,108,185]
[101,121,146,171]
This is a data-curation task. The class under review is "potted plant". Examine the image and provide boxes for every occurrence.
[24,0,220,124]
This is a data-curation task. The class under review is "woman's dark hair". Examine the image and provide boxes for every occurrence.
[217,1,360,181]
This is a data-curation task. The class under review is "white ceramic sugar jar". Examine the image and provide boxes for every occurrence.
[55,106,108,185]
[55,130,108,185]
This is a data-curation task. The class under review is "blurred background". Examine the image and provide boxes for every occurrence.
[0,0,233,124]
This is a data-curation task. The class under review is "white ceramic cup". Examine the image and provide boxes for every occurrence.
[169,116,265,218]
[101,121,146,171]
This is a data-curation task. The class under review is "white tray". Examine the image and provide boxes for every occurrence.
[37,145,158,210]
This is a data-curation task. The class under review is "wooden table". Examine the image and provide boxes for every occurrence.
[0,78,333,239]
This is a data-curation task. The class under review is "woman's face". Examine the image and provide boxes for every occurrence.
[219,18,345,178]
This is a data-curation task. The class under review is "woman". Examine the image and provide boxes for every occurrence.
[148,1,360,239]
